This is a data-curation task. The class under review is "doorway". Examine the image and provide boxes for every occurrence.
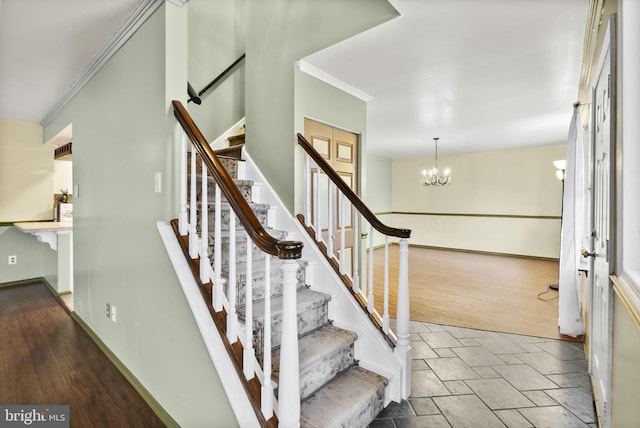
[304,118,359,276]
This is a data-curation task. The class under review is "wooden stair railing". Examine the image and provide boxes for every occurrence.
[174,101,303,259]
[172,100,303,426]
[297,132,413,399]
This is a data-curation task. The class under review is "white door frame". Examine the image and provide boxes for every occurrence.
[589,15,616,428]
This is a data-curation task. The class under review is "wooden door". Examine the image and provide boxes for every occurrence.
[304,119,358,277]
[590,16,616,428]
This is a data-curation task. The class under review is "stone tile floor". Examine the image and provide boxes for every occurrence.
[371,321,596,427]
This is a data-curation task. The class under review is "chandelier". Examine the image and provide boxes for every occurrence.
[421,137,451,186]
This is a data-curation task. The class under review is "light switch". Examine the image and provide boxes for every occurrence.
[154,172,162,194]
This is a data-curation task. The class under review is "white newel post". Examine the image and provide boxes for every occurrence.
[394,238,411,399]
[178,132,188,236]
[278,259,300,428]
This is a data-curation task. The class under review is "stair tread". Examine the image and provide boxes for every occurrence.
[249,288,330,321]
[271,324,358,400]
[300,366,388,428]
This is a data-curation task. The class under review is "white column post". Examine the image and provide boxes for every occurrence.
[178,132,188,236]
[394,238,411,399]
[199,163,210,283]
[188,148,198,258]
[278,259,301,428]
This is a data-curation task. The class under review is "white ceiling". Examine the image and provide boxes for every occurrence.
[303,0,588,158]
[0,0,142,124]
[0,0,587,158]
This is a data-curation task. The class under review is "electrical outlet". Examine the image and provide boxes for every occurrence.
[8,255,17,265]
[110,305,117,322]
[106,303,111,319]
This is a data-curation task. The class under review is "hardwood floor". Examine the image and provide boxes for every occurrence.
[372,246,581,341]
[0,282,166,427]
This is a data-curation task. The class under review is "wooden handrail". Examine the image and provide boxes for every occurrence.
[173,100,303,259]
[297,133,411,239]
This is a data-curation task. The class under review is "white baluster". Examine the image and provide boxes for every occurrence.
[178,132,188,236]
[313,170,320,242]
[278,259,300,428]
[367,224,375,313]
[189,147,198,258]
[243,234,254,379]
[213,184,223,312]
[352,212,360,293]
[327,182,334,258]
[339,193,345,275]
[305,156,312,227]
[200,163,210,284]
[383,236,390,333]
[395,238,412,399]
[227,212,238,342]
[261,253,273,418]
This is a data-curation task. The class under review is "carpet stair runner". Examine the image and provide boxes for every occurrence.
[190,147,388,427]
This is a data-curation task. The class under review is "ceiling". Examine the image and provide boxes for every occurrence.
[304,0,588,158]
[0,0,587,158]
[0,0,142,124]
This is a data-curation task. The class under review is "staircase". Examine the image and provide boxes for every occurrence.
[191,148,389,427]
[167,100,412,427]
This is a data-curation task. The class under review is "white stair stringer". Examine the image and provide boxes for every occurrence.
[157,221,260,428]
[241,148,406,405]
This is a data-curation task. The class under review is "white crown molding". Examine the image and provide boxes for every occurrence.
[296,60,373,102]
[40,0,166,127]
[167,0,190,6]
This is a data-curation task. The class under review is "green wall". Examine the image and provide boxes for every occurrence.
[0,226,56,285]
[187,0,245,142]
[245,0,399,213]
[42,4,237,426]
[293,68,371,214]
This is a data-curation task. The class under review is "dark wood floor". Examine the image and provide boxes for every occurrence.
[0,281,166,427]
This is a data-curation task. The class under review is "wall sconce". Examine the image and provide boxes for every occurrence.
[553,159,566,181]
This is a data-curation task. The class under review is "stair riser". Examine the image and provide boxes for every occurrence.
[187,155,239,179]
[211,239,268,265]
[223,262,307,306]
[192,205,269,231]
[299,345,355,400]
[188,181,253,204]
[250,302,329,356]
